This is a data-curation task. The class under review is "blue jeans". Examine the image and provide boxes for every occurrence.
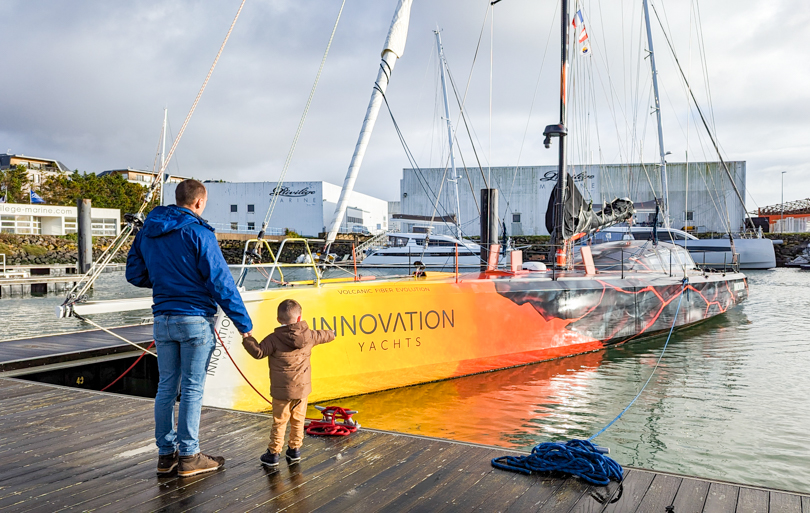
[153,314,216,457]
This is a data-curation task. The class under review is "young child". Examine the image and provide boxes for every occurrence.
[242,299,336,466]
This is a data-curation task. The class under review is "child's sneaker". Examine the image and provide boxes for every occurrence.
[260,450,280,467]
[285,447,301,464]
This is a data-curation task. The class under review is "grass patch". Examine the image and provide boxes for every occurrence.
[21,244,48,257]
[0,242,11,256]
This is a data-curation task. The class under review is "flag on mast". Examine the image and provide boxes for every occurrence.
[572,10,590,55]
[30,190,46,204]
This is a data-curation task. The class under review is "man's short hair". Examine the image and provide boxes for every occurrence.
[278,299,302,324]
[175,179,207,207]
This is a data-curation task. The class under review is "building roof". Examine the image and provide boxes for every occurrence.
[758,199,810,216]
[98,168,191,180]
[0,153,71,173]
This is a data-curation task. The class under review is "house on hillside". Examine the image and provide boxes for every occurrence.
[0,153,71,188]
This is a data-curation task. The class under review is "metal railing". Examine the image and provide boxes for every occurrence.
[354,232,389,261]
[238,238,322,289]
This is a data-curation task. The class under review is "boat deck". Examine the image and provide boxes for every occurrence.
[1,378,807,512]
[0,324,153,375]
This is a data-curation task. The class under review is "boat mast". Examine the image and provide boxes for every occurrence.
[325,0,413,248]
[643,0,669,226]
[543,0,570,249]
[160,108,168,206]
[434,29,462,239]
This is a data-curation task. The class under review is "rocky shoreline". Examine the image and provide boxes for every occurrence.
[0,233,360,267]
[1,232,806,267]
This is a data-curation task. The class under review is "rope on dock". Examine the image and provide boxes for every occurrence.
[491,277,689,485]
[491,439,622,486]
[101,341,156,392]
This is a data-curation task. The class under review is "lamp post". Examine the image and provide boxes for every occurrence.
[781,171,786,233]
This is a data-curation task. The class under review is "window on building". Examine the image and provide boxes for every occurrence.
[512,213,521,223]
[685,211,694,221]
[247,204,254,213]
[230,222,239,231]
[247,222,255,231]
[64,217,77,234]
[347,216,363,224]
[230,205,238,213]
[0,215,41,235]
[91,218,118,237]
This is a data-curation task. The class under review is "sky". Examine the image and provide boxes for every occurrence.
[1,0,808,211]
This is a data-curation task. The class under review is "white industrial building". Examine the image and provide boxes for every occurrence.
[399,162,746,236]
[165,181,389,238]
[0,203,120,236]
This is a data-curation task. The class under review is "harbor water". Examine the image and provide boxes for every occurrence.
[2,267,808,493]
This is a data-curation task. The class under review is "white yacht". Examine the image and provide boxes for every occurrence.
[594,226,776,269]
[362,232,485,267]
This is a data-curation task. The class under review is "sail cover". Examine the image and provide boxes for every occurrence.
[382,0,413,58]
[545,177,635,239]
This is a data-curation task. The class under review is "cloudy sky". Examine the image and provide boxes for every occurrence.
[1,0,807,210]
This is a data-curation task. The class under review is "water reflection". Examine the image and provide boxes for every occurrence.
[329,351,606,447]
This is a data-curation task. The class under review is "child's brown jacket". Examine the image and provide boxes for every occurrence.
[242,321,335,400]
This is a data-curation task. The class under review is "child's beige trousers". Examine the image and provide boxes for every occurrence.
[269,397,308,453]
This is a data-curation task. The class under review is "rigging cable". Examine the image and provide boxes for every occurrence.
[650,3,756,232]
[258,0,347,237]
[62,0,248,311]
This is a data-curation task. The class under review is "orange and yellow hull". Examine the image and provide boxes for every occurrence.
[203,270,747,413]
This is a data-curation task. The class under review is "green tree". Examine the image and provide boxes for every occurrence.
[41,171,156,214]
[0,165,31,203]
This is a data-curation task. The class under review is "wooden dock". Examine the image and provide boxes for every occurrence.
[0,378,807,512]
[0,324,153,375]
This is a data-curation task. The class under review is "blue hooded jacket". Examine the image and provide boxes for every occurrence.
[126,205,253,334]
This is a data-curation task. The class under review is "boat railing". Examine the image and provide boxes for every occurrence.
[689,249,741,274]
[239,237,322,289]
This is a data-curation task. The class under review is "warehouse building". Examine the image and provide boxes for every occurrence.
[165,181,388,238]
[399,162,747,236]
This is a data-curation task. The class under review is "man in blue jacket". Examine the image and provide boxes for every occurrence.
[127,179,253,477]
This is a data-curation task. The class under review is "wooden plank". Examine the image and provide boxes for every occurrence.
[306,438,453,512]
[352,445,498,513]
[500,474,568,513]
[701,482,738,513]
[242,433,421,512]
[670,477,709,513]
[634,473,682,512]
[437,458,564,512]
[803,496,810,513]
[144,431,382,513]
[133,430,386,512]
[393,448,503,512]
[602,469,655,513]
[568,480,626,513]
[53,413,272,512]
[770,490,803,513]
[735,487,769,513]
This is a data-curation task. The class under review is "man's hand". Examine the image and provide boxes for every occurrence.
[241,331,253,339]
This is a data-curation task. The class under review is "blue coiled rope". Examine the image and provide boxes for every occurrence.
[491,278,689,486]
[491,439,622,486]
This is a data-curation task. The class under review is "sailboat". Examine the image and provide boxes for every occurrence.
[60,0,748,413]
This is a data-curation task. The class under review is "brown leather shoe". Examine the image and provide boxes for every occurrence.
[157,451,179,475]
[178,453,225,477]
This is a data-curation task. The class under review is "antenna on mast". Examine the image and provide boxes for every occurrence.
[434,28,462,240]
